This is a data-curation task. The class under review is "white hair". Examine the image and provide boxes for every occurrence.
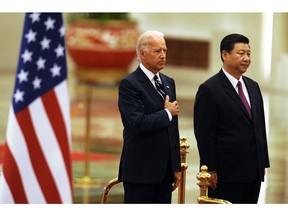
[136,30,165,60]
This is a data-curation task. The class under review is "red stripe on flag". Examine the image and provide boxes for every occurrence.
[42,90,73,195]
[2,144,28,203]
[16,108,62,203]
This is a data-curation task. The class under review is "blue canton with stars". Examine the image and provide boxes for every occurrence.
[12,13,67,113]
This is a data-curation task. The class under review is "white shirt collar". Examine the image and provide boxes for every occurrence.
[140,63,161,83]
[222,68,244,89]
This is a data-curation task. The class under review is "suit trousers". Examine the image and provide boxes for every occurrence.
[208,181,261,204]
[123,157,174,204]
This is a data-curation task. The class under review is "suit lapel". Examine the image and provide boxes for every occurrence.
[219,71,252,120]
[135,68,164,106]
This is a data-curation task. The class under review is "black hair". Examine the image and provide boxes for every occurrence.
[220,33,249,61]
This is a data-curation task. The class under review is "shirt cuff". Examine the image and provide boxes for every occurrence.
[165,108,172,121]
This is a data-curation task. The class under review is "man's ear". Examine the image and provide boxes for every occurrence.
[140,49,145,59]
[222,50,228,62]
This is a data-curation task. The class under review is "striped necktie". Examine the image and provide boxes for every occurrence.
[153,75,166,100]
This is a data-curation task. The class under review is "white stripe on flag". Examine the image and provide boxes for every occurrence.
[0,173,14,203]
[6,108,46,203]
[29,92,72,203]
[55,81,72,147]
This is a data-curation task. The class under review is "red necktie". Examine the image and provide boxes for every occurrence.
[237,81,252,118]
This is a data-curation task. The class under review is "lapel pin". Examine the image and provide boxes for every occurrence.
[166,86,170,89]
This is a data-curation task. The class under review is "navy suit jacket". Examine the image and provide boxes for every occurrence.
[194,69,270,183]
[118,67,181,184]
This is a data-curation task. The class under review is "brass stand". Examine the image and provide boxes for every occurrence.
[196,165,231,204]
[74,87,101,185]
[178,136,190,204]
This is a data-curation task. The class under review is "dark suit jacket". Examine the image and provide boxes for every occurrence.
[118,67,181,184]
[194,69,270,183]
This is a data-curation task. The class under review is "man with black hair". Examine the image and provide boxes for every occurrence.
[194,33,270,203]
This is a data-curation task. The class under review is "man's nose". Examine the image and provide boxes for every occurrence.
[160,51,166,57]
[243,54,250,61]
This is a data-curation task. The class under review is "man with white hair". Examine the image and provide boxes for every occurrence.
[117,30,181,203]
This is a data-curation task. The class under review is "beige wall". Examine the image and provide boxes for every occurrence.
[270,13,288,92]
[0,13,24,70]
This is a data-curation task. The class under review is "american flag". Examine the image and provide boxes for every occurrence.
[0,13,73,203]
